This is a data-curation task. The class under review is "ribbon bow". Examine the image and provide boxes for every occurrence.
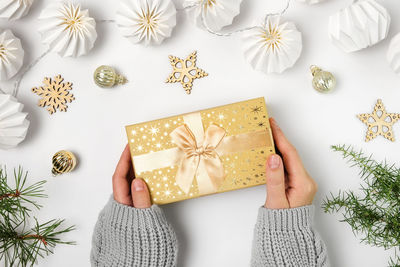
[170,123,226,195]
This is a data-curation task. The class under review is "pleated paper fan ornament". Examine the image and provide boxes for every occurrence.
[296,0,326,4]
[116,0,177,46]
[38,2,97,57]
[387,33,400,75]
[0,29,24,81]
[0,94,29,149]
[183,0,242,31]
[0,0,34,20]
[242,15,302,74]
[329,0,390,53]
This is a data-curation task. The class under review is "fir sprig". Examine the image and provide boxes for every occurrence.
[322,145,400,267]
[0,167,75,267]
[0,167,46,220]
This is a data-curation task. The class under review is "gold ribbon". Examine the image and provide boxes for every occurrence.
[170,123,226,195]
[132,112,272,195]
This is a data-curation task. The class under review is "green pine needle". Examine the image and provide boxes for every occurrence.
[322,145,400,267]
[0,167,75,267]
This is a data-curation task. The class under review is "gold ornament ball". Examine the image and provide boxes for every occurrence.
[310,65,336,93]
[52,150,77,176]
[93,65,127,88]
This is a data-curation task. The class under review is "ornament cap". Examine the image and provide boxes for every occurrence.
[115,74,127,85]
[310,65,322,76]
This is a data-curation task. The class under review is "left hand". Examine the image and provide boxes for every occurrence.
[112,144,152,208]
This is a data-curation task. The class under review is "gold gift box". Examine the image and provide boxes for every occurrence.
[125,97,275,205]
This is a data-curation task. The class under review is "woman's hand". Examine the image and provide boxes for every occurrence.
[112,145,152,208]
[265,118,317,209]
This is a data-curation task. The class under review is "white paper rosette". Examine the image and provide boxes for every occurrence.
[0,94,29,149]
[242,15,302,74]
[0,29,24,81]
[329,0,390,53]
[184,0,242,31]
[38,2,97,57]
[116,0,176,46]
[0,0,34,20]
[296,0,326,4]
[387,33,400,75]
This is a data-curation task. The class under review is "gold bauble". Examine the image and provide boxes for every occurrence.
[52,150,77,176]
[310,65,336,93]
[93,65,127,88]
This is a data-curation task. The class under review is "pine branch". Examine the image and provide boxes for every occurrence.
[0,167,46,220]
[0,167,75,267]
[323,145,400,266]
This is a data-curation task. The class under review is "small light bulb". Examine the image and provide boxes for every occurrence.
[310,65,336,93]
[93,65,127,88]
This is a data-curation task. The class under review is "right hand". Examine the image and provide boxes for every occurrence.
[264,118,317,209]
[112,145,152,209]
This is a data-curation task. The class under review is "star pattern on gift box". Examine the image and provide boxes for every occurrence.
[251,106,263,114]
[126,98,275,204]
[165,51,208,94]
[358,99,400,142]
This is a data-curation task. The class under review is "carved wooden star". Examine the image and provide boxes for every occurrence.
[358,99,400,142]
[165,51,208,94]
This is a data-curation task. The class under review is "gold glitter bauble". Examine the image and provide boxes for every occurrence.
[310,65,336,93]
[52,150,77,176]
[93,65,127,88]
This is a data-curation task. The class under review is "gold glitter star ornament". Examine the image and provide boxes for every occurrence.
[166,51,208,94]
[31,75,75,115]
[38,2,97,57]
[116,0,177,46]
[358,99,400,142]
[242,15,302,74]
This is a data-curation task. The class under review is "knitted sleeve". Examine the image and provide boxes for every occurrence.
[90,196,178,267]
[250,205,329,267]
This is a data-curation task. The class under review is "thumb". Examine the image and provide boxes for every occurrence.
[265,154,289,209]
[131,178,152,208]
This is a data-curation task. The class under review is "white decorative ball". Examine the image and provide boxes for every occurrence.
[0,29,24,81]
[183,0,242,31]
[387,33,400,75]
[329,0,390,53]
[242,15,302,74]
[38,2,97,57]
[0,0,34,20]
[0,94,29,149]
[116,0,177,46]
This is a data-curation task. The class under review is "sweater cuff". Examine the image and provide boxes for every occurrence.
[104,195,168,228]
[257,205,314,231]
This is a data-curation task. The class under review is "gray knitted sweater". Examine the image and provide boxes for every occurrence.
[91,197,329,267]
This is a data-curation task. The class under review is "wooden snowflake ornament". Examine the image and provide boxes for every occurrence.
[358,99,400,142]
[32,75,75,114]
[166,51,208,94]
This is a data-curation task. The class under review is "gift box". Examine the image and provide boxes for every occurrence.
[125,97,275,204]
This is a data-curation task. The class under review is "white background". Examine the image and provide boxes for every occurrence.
[1,0,400,266]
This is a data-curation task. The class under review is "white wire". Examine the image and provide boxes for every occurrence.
[198,0,291,37]
[6,1,292,97]
[12,49,51,97]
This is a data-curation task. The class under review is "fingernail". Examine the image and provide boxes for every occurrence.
[133,179,144,191]
[268,155,280,170]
